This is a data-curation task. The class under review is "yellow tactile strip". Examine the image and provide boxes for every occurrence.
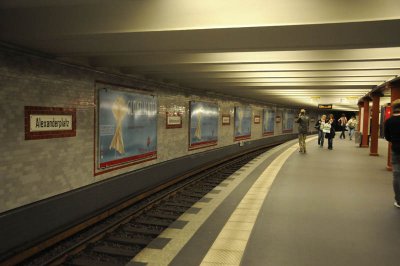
[130,139,310,265]
[200,139,314,266]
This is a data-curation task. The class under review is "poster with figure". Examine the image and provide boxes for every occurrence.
[282,109,294,132]
[263,108,275,135]
[98,87,157,168]
[189,101,219,149]
[234,106,252,140]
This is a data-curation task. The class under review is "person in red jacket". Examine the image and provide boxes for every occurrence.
[384,99,400,208]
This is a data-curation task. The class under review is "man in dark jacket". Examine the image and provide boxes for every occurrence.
[384,99,400,208]
[295,109,309,153]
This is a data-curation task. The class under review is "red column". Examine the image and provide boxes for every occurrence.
[360,99,370,148]
[387,81,400,170]
[357,103,362,131]
[370,93,380,156]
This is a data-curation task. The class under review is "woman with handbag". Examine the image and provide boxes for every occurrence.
[324,117,336,150]
[315,114,326,147]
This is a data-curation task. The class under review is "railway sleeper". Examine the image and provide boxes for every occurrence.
[179,191,205,198]
[123,224,164,235]
[173,196,200,204]
[203,181,223,186]
[164,201,194,208]
[69,257,126,266]
[145,211,180,220]
[92,245,138,257]
[157,205,188,213]
[134,218,172,227]
[107,235,153,246]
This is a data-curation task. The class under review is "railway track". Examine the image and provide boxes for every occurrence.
[10,145,276,266]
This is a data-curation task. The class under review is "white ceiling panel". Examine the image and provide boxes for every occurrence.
[0,0,399,110]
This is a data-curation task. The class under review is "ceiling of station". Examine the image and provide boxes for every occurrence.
[1,0,400,111]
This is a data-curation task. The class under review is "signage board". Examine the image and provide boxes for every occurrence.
[318,104,333,109]
[25,106,76,140]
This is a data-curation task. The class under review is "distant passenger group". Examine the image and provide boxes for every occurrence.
[313,113,358,151]
[296,106,400,210]
[314,113,336,150]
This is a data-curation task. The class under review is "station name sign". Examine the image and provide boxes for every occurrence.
[30,115,72,132]
[318,104,333,109]
[25,106,76,140]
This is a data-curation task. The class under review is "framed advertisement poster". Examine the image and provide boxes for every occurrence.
[189,101,219,150]
[263,108,275,136]
[98,87,157,169]
[234,106,251,141]
[282,109,294,133]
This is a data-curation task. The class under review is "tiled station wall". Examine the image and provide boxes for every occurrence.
[0,49,318,213]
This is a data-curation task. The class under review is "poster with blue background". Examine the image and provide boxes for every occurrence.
[282,109,294,132]
[234,106,252,140]
[263,108,275,135]
[189,101,219,149]
[98,88,157,168]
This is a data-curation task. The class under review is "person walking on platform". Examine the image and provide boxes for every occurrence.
[338,113,348,139]
[346,116,357,140]
[384,99,400,208]
[315,114,326,147]
[295,109,309,153]
[325,116,336,150]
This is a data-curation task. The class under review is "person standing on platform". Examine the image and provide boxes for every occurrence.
[346,116,357,140]
[315,114,326,147]
[325,116,336,150]
[338,113,348,139]
[384,99,400,208]
[295,109,309,153]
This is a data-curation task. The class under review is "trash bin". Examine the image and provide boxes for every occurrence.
[356,132,370,147]
[355,131,362,145]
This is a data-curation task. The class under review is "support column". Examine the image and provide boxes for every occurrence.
[387,81,400,170]
[357,103,362,132]
[361,98,370,148]
[370,93,381,156]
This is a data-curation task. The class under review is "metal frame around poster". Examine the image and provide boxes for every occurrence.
[188,101,219,150]
[234,106,252,141]
[95,81,158,173]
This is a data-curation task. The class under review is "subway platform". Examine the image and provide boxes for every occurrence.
[129,137,400,266]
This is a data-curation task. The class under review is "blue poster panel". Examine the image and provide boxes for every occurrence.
[282,109,294,132]
[189,101,219,149]
[234,106,252,140]
[263,108,275,136]
[98,88,157,168]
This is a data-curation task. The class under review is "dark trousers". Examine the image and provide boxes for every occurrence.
[318,130,324,146]
[340,126,346,139]
[392,151,400,203]
[327,137,333,149]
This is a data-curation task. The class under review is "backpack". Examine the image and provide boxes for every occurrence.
[348,120,355,129]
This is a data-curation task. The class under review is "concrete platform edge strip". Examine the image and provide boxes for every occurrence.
[130,140,298,265]
[200,137,315,266]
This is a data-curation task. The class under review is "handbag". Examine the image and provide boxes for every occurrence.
[322,123,331,133]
